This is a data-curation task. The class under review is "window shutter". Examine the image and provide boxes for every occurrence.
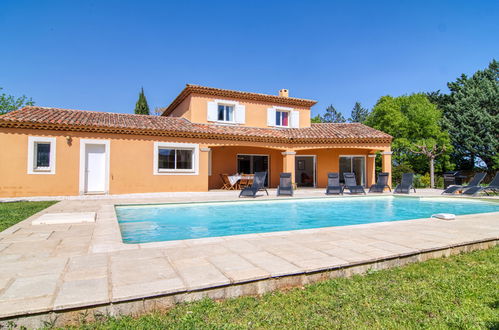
[267,108,276,127]
[291,110,300,128]
[235,104,245,124]
[207,101,218,122]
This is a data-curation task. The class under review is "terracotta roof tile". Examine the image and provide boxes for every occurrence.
[0,107,392,143]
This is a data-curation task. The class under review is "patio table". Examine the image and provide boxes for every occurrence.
[228,174,254,187]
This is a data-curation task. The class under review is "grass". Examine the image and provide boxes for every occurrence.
[0,201,58,232]
[65,246,499,329]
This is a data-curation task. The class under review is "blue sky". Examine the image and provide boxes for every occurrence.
[1,0,498,118]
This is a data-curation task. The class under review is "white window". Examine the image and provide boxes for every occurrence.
[217,104,234,122]
[153,142,199,175]
[27,136,56,174]
[267,107,300,128]
[275,110,290,127]
[207,100,245,124]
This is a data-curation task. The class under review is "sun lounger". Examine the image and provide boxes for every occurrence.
[462,172,499,196]
[343,172,366,194]
[326,172,343,195]
[394,173,416,194]
[368,172,391,193]
[239,171,269,197]
[277,172,293,196]
[442,172,486,194]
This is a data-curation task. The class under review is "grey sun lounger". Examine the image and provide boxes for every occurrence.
[343,172,366,194]
[326,172,343,195]
[239,171,269,197]
[368,172,391,193]
[277,172,293,196]
[442,172,486,195]
[394,173,416,194]
[462,172,499,196]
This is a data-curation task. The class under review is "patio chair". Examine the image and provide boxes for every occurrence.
[238,174,250,189]
[462,172,499,196]
[442,172,486,195]
[394,173,416,194]
[369,172,391,193]
[325,172,343,195]
[343,172,366,194]
[239,171,269,197]
[220,174,236,190]
[277,172,293,196]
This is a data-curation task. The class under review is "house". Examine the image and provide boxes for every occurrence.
[0,85,392,197]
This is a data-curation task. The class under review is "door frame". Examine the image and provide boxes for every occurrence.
[79,139,110,195]
[295,155,316,187]
[339,155,366,186]
[236,153,270,186]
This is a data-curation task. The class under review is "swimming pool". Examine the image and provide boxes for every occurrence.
[116,196,499,244]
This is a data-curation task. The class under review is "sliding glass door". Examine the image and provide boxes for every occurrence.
[339,156,366,186]
[237,155,269,186]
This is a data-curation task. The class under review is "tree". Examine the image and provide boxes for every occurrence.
[410,143,446,188]
[440,60,499,171]
[349,102,369,123]
[0,87,35,115]
[364,94,453,176]
[134,87,150,115]
[322,105,346,123]
[311,115,323,123]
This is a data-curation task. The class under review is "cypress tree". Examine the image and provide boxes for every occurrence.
[134,87,150,115]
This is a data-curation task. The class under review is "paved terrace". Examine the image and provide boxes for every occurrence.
[0,189,498,328]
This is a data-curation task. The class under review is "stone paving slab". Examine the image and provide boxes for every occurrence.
[0,191,498,325]
[32,212,96,225]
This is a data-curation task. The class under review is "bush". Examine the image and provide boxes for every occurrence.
[420,173,431,188]
[435,176,444,189]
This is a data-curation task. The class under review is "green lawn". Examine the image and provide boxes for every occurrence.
[0,201,58,232]
[66,246,498,329]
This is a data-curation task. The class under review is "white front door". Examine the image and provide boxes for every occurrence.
[85,144,106,193]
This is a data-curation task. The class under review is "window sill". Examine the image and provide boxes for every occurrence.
[155,169,198,176]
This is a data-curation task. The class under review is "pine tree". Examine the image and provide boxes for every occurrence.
[322,105,346,123]
[134,87,150,115]
[441,59,499,171]
[349,102,369,123]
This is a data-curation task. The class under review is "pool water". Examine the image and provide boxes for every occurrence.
[116,196,499,243]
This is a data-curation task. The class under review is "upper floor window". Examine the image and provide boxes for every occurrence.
[207,100,245,124]
[28,136,56,174]
[267,107,300,128]
[275,110,290,127]
[218,104,234,122]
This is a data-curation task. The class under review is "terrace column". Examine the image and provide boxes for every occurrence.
[367,154,377,188]
[381,151,392,188]
[200,146,212,191]
[281,150,296,185]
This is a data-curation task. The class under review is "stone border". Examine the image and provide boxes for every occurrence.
[2,238,497,328]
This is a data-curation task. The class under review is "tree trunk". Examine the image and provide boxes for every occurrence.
[429,157,435,189]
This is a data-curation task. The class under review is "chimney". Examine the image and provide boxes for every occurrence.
[279,89,289,97]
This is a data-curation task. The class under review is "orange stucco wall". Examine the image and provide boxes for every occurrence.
[168,95,192,120]
[0,127,390,197]
[171,94,312,128]
[0,128,210,197]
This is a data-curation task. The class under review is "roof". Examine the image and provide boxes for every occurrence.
[0,107,392,144]
[161,84,318,116]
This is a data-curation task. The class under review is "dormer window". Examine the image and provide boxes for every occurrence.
[218,104,234,122]
[275,110,290,127]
